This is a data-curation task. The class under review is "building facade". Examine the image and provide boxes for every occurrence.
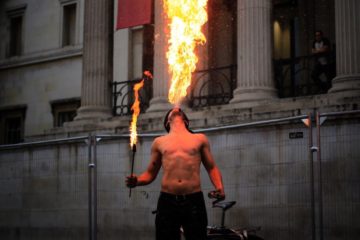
[0,0,358,141]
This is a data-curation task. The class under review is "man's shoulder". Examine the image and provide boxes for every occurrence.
[154,135,166,143]
[151,136,167,152]
[192,133,208,142]
[153,134,173,144]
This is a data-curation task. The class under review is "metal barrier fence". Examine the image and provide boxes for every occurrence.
[0,136,90,239]
[0,110,359,240]
[314,110,360,240]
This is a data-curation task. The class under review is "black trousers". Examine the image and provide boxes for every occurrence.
[155,191,208,240]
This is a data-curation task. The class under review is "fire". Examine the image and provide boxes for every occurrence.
[129,80,145,148]
[144,70,153,79]
[164,0,208,105]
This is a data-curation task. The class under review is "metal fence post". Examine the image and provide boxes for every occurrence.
[93,136,102,240]
[303,113,316,240]
[87,134,96,240]
[316,112,326,240]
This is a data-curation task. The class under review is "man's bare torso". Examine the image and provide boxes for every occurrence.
[125,108,224,199]
[155,132,204,195]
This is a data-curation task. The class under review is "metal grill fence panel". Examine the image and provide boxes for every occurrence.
[0,112,359,240]
[0,138,89,240]
[316,113,360,240]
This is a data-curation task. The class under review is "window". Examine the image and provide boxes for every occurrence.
[188,0,237,108]
[142,25,154,76]
[9,16,23,56]
[130,25,154,79]
[208,0,237,69]
[272,0,335,98]
[62,3,77,47]
[51,99,80,127]
[7,5,26,57]
[131,28,144,79]
[0,107,26,145]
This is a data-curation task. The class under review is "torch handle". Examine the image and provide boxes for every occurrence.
[129,146,137,198]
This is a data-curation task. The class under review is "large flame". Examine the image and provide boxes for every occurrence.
[129,80,145,148]
[165,0,208,105]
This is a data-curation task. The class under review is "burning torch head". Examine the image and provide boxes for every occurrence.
[163,108,190,133]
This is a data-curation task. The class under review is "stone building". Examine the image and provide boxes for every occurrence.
[0,0,359,240]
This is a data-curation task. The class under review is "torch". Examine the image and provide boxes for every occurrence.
[129,143,136,198]
[129,79,144,198]
[128,71,152,198]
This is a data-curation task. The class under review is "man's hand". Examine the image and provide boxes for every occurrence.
[217,188,225,200]
[126,175,138,188]
[208,189,225,200]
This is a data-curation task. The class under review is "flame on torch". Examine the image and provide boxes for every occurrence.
[144,70,153,79]
[165,0,208,105]
[129,80,145,148]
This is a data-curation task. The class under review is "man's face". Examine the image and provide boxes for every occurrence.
[315,32,322,42]
[168,108,183,123]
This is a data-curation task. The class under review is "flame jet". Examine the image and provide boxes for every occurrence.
[165,0,208,105]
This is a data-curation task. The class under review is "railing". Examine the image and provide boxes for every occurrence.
[112,65,236,115]
[274,54,336,98]
[112,56,337,113]
[111,76,152,116]
[188,65,237,108]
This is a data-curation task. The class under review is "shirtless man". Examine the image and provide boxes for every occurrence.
[126,107,225,240]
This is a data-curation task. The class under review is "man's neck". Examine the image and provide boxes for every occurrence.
[169,122,188,134]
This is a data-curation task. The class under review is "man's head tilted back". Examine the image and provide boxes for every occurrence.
[163,107,190,132]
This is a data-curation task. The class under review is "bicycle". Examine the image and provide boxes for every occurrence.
[206,190,264,240]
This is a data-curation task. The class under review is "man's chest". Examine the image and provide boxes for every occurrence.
[159,137,202,156]
[315,41,324,49]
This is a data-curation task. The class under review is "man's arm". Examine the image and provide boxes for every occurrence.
[312,39,330,54]
[199,134,225,197]
[316,45,329,53]
[126,138,162,188]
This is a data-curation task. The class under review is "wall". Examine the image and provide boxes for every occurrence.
[0,58,82,137]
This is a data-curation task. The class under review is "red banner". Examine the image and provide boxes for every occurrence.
[116,0,153,30]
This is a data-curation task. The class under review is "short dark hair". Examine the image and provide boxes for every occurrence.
[163,108,190,132]
[315,30,323,36]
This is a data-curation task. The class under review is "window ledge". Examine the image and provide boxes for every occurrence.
[0,45,83,70]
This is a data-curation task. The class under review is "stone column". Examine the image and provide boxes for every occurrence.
[329,0,360,96]
[75,0,113,120]
[146,0,172,112]
[230,0,277,106]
